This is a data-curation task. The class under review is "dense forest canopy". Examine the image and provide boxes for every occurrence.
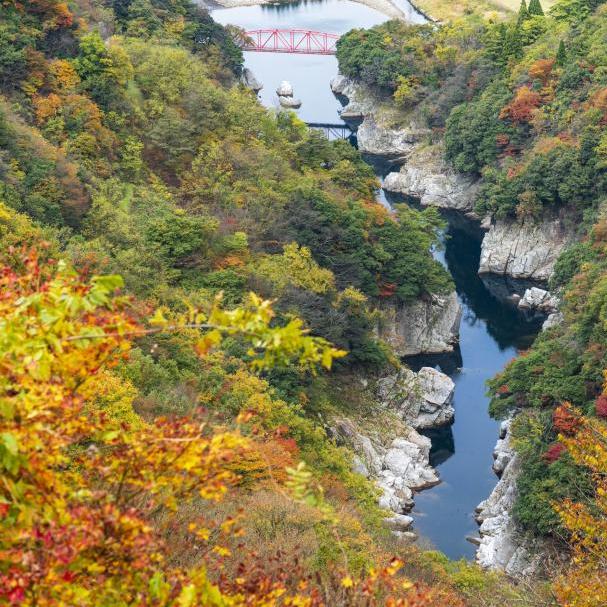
[3,0,607,603]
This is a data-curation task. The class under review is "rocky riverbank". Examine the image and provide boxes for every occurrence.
[332,75,574,287]
[474,420,550,577]
[331,364,456,538]
[333,73,562,573]
[377,293,461,357]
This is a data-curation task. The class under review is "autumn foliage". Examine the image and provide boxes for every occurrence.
[554,401,607,607]
[499,86,542,124]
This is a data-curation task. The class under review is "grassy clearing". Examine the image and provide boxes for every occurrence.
[412,0,556,22]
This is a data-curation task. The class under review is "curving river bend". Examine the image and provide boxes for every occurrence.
[212,0,541,559]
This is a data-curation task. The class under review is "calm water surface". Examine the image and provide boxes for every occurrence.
[212,0,424,122]
[213,0,541,560]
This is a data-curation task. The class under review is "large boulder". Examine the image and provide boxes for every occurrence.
[276,80,294,97]
[479,218,572,281]
[378,367,455,429]
[278,96,301,108]
[518,287,559,315]
[383,144,479,213]
[377,292,461,357]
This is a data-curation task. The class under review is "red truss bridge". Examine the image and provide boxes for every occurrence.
[242,29,340,55]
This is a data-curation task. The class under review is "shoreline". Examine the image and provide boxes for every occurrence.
[206,0,434,23]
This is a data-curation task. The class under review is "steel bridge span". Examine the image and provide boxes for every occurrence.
[241,29,339,55]
[306,122,352,140]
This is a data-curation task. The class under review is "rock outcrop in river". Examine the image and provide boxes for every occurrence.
[332,417,439,518]
[377,292,461,357]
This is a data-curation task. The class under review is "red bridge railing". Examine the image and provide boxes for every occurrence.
[242,29,339,55]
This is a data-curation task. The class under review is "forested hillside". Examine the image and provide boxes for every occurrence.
[337,0,607,603]
[0,1,514,605]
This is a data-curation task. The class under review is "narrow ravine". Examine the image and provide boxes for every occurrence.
[213,0,544,559]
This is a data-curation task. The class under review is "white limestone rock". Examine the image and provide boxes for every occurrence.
[476,420,548,577]
[479,218,572,281]
[276,80,294,97]
[332,418,439,516]
[278,95,302,108]
[356,114,428,159]
[518,287,559,314]
[543,311,564,331]
[330,74,376,120]
[377,292,461,357]
[383,145,479,213]
[378,367,455,429]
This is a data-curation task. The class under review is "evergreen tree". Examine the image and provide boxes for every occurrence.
[556,39,567,65]
[505,24,524,61]
[518,0,530,23]
[528,0,544,15]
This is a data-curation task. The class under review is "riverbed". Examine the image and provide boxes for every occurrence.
[212,0,541,560]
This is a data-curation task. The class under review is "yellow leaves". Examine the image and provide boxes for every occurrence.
[195,330,222,357]
[255,243,335,295]
[340,576,354,588]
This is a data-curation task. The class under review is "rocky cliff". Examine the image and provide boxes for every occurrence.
[479,217,572,282]
[377,366,455,429]
[377,292,461,357]
[332,418,439,521]
[383,144,479,214]
[475,420,549,577]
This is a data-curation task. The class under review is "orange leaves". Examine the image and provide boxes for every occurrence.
[553,403,607,607]
[33,93,62,124]
[500,86,542,124]
[552,403,581,436]
[528,58,555,85]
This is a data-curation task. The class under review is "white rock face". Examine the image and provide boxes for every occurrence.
[378,367,455,429]
[383,145,479,213]
[276,80,293,97]
[378,292,461,357]
[475,421,548,577]
[241,67,262,92]
[543,311,564,331]
[332,418,439,516]
[518,287,559,314]
[357,114,428,159]
[479,218,571,281]
[330,75,376,120]
[278,96,301,108]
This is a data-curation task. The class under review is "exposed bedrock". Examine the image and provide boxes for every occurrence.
[475,420,550,577]
[377,366,455,430]
[377,292,461,357]
[383,144,479,214]
[479,217,573,282]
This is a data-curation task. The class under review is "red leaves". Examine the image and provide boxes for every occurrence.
[499,86,542,124]
[553,404,581,436]
[543,442,566,464]
[595,394,607,418]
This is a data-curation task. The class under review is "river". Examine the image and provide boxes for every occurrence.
[212,0,542,560]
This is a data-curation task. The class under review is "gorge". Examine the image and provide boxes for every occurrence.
[213,0,553,565]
